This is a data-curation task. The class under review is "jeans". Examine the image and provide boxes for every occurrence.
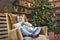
[21,27,41,36]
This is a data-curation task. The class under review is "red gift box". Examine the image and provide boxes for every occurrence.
[54,34,60,40]
[48,32,55,40]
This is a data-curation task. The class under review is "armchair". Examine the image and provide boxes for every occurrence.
[6,13,48,40]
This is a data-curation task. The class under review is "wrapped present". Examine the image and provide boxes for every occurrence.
[48,32,54,40]
[55,34,60,40]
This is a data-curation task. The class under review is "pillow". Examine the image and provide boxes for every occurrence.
[8,14,18,29]
[13,22,25,29]
[9,14,17,24]
[13,22,21,29]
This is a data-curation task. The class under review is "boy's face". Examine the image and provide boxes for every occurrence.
[18,16,23,22]
[18,16,25,22]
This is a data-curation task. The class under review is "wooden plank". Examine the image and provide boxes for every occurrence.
[0,19,6,21]
[56,21,60,27]
[15,4,32,9]
[0,21,6,24]
[51,2,60,8]
[54,12,60,15]
[50,0,60,3]
[56,17,60,20]
[55,9,60,12]
[12,12,30,15]
[49,0,59,2]
[0,13,6,17]
[0,31,8,35]
[0,13,6,20]
[0,17,6,20]
[57,23,60,27]
[0,28,7,31]
[0,24,7,27]
[55,10,60,15]
[0,38,8,40]
[26,0,33,4]
[0,26,7,28]
[0,35,8,39]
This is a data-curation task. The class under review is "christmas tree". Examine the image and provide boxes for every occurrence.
[30,0,58,31]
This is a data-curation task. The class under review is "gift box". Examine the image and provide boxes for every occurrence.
[54,34,60,40]
[48,32,55,40]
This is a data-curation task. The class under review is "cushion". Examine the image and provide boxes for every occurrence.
[13,22,21,29]
[40,26,47,36]
[9,14,18,25]
[9,28,19,40]
[9,14,18,29]
[8,14,17,29]
[24,35,47,40]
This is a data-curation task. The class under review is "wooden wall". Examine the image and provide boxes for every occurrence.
[0,13,8,40]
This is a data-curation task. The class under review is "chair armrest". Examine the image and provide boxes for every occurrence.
[8,28,23,40]
[40,26,48,36]
[8,28,17,32]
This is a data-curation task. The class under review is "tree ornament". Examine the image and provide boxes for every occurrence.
[42,7,45,9]
[45,1,51,5]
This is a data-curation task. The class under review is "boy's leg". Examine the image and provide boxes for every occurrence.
[33,27,41,36]
[21,27,32,36]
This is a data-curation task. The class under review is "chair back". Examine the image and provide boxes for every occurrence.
[6,13,47,38]
[6,13,17,31]
[41,26,48,36]
[6,13,24,40]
